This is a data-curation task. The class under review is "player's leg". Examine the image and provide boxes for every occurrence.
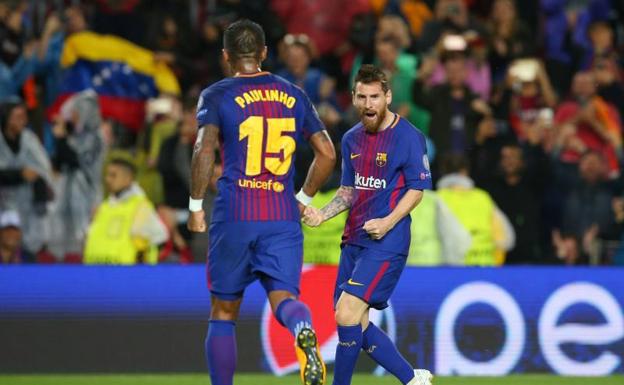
[255,221,325,385]
[336,248,432,385]
[204,222,255,385]
[205,296,243,385]
[267,289,325,385]
[333,291,369,385]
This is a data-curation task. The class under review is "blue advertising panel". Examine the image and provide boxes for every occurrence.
[1,265,622,375]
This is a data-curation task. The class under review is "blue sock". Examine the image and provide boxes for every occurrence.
[332,324,362,385]
[274,298,313,336]
[362,323,414,384]
[205,320,236,385]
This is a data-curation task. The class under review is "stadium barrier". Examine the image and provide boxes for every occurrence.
[0,265,622,375]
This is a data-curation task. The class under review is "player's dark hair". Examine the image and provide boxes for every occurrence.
[352,64,389,94]
[223,19,265,61]
[108,158,137,176]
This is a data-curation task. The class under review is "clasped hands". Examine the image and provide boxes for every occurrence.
[302,206,393,240]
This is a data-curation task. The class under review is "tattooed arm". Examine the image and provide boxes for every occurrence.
[187,124,219,232]
[303,185,354,227]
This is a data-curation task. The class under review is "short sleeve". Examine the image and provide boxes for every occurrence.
[196,87,221,128]
[403,131,433,190]
[340,136,355,187]
[301,92,325,139]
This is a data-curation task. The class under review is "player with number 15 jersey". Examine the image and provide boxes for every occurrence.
[188,20,335,385]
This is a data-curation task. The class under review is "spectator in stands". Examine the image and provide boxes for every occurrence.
[580,20,617,71]
[277,34,341,128]
[541,0,611,96]
[0,2,25,67]
[156,101,205,264]
[592,56,624,119]
[426,33,491,100]
[486,0,534,84]
[408,190,471,266]
[418,0,487,52]
[436,154,515,266]
[482,142,549,264]
[47,90,105,261]
[0,210,33,264]
[83,158,167,264]
[413,48,492,167]
[0,101,53,255]
[553,71,622,179]
[150,15,194,91]
[558,151,618,264]
[492,58,558,142]
[0,4,37,104]
[271,0,370,79]
[375,0,433,39]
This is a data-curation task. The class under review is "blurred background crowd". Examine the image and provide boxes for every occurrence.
[1,0,624,267]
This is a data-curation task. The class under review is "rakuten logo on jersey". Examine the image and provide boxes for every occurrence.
[355,172,387,190]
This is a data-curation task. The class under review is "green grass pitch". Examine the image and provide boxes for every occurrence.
[1,374,623,385]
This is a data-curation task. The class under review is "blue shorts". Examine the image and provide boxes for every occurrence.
[207,221,303,300]
[334,244,407,310]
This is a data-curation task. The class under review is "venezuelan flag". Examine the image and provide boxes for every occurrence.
[48,31,180,131]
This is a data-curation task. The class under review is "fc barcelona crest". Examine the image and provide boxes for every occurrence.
[376,152,387,167]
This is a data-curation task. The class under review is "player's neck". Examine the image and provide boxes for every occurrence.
[377,111,396,133]
[233,61,262,76]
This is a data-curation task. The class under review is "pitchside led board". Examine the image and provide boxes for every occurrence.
[1,265,622,375]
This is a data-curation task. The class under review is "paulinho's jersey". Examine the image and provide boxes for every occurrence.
[197,72,324,222]
[341,114,432,255]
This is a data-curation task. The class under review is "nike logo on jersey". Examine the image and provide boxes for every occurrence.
[350,153,361,159]
[347,278,364,286]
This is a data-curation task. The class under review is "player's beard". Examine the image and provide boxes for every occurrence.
[360,107,386,133]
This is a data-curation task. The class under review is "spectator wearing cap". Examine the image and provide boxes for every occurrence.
[83,158,167,264]
[0,102,54,255]
[0,210,33,263]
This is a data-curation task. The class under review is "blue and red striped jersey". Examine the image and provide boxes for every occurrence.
[197,72,324,222]
[340,114,432,255]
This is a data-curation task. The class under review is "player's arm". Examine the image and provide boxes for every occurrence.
[303,185,354,227]
[296,130,336,210]
[187,124,219,232]
[363,189,424,240]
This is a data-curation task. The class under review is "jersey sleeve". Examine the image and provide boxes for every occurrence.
[301,91,325,139]
[403,130,433,190]
[340,136,355,187]
[196,87,221,127]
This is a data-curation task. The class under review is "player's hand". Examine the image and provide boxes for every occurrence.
[187,210,207,232]
[363,217,393,240]
[302,206,324,227]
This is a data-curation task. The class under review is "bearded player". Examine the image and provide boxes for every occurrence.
[303,65,433,385]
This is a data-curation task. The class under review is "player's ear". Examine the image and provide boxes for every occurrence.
[260,46,268,62]
[222,49,230,63]
[385,89,392,105]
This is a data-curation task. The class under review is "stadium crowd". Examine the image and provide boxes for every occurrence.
[1,0,624,266]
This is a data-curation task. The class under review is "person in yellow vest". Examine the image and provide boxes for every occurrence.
[303,186,348,265]
[408,190,471,265]
[436,154,515,266]
[84,159,168,264]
